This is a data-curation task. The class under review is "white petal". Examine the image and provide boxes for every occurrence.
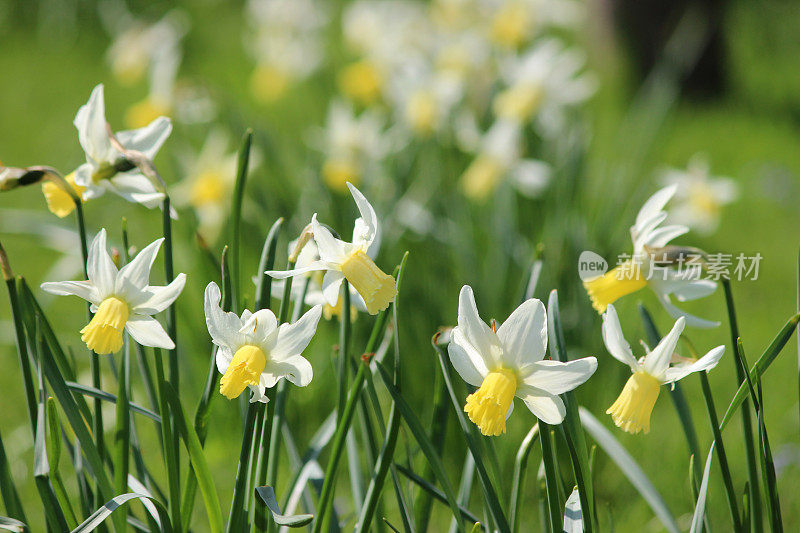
[448,334,488,387]
[353,217,380,257]
[75,84,114,163]
[115,116,172,160]
[347,183,379,251]
[634,185,677,230]
[518,386,566,424]
[664,346,724,384]
[601,304,639,371]
[203,282,244,350]
[116,238,163,293]
[132,273,187,314]
[656,293,721,329]
[642,317,685,378]
[671,279,717,302]
[87,228,118,297]
[265,260,331,279]
[39,280,100,304]
[108,174,165,208]
[273,305,322,359]
[321,271,345,307]
[239,309,278,346]
[126,315,174,349]
[312,215,349,264]
[521,358,597,395]
[456,285,503,369]
[509,159,551,198]
[263,354,314,387]
[496,298,548,369]
[215,346,234,375]
[643,224,689,248]
[248,383,269,403]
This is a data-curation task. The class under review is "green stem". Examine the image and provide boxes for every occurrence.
[227,403,259,533]
[510,425,539,533]
[155,346,182,532]
[113,338,131,528]
[413,369,449,531]
[539,424,561,533]
[337,281,352,422]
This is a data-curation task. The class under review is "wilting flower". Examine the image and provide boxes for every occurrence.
[204,281,321,402]
[41,229,186,355]
[42,172,87,218]
[66,84,173,214]
[602,304,724,434]
[449,285,597,435]
[267,183,397,315]
[582,185,719,328]
[659,154,738,235]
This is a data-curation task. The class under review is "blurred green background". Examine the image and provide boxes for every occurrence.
[2,0,800,531]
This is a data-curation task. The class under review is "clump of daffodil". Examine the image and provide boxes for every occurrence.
[602,304,724,434]
[582,185,719,328]
[51,84,173,218]
[204,281,321,402]
[658,154,738,235]
[41,229,186,355]
[449,286,597,436]
[267,183,397,315]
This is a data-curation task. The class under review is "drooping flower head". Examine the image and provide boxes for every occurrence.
[449,286,597,436]
[266,183,397,315]
[602,304,724,434]
[204,282,321,402]
[582,185,719,328]
[41,229,186,355]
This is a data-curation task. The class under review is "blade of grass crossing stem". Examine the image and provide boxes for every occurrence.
[312,261,403,533]
[639,305,702,481]
[414,369,449,532]
[548,291,595,531]
[181,246,233,528]
[448,452,476,533]
[71,492,173,533]
[735,340,782,531]
[719,314,800,430]
[538,423,561,533]
[230,128,253,312]
[153,345,182,531]
[721,279,762,532]
[356,253,408,532]
[578,408,679,533]
[163,383,224,533]
[432,338,510,532]
[510,425,539,533]
[64,383,160,422]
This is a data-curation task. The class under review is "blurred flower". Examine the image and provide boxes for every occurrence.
[204,281,321,402]
[658,155,738,235]
[388,60,462,137]
[71,84,173,211]
[41,229,186,355]
[602,305,724,434]
[459,119,551,200]
[267,183,397,315]
[449,285,597,435]
[338,60,385,107]
[482,0,584,49]
[247,0,326,103]
[582,185,719,328]
[312,100,399,192]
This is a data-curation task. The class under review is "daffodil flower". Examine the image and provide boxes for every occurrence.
[41,229,186,355]
[266,183,397,315]
[63,84,173,214]
[204,281,321,402]
[602,304,724,434]
[448,286,597,436]
[582,185,719,328]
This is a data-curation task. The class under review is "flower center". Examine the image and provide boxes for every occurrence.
[493,83,545,122]
[219,345,267,400]
[490,1,533,49]
[461,155,504,200]
[606,371,661,434]
[464,368,518,436]
[689,183,720,217]
[250,63,291,103]
[322,158,361,192]
[80,296,129,355]
[338,60,383,106]
[340,250,397,315]
[582,260,647,314]
[190,171,226,207]
[406,90,437,136]
[42,172,86,218]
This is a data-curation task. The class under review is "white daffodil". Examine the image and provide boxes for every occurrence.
[480,0,584,49]
[266,183,397,315]
[388,60,462,138]
[68,84,173,212]
[459,119,551,200]
[658,155,738,235]
[602,304,724,434]
[582,185,719,328]
[204,282,321,403]
[449,286,597,436]
[41,229,186,355]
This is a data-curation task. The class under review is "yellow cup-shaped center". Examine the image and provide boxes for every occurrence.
[220,345,267,400]
[80,296,129,355]
[322,159,361,192]
[190,171,226,207]
[464,368,518,436]
[583,261,647,314]
[338,61,383,106]
[340,250,397,315]
[250,64,291,104]
[42,172,86,218]
[606,371,662,434]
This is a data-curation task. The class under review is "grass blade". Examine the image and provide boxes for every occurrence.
[0,516,27,532]
[71,493,173,533]
[509,425,539,533]
[230,128,254,312]
[689,444,715,533]
[254,486,313,527]
[394,464,480,524]
[538,424,561,533]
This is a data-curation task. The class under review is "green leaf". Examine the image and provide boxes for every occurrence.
[394,464,480,524]
[0,516,27,533]
[64,382,161,422]
[509,425,539,533]
[70,492,172,533]
[689,444,715,533]
[254,486,313,527]
[230,128,254,312]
